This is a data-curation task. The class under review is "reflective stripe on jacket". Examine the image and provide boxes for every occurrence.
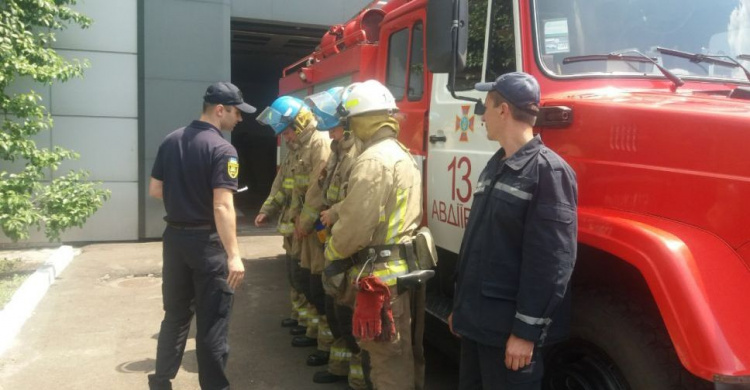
[288,126,331,225]
[260,143,299,236]
[452,135,578,345]
[325,128,422,287]
[298,136,360,233]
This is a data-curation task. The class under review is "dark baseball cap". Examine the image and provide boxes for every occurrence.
[204,82,257,114]
[475,72,540,114]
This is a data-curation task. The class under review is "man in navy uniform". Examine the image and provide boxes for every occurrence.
[148,82,255,390]
[449,72,578,389]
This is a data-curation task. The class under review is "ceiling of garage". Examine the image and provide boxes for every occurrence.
[231,20,327,59]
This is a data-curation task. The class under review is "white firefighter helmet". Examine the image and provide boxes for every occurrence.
[340,79,397,117]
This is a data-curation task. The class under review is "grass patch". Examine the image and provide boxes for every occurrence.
[0,258,38,310]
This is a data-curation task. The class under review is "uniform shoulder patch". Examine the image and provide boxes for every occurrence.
[227,157,239,179]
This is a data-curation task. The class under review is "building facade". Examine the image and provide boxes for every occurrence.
[1,0,371,243]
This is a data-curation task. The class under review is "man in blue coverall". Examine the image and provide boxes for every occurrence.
[449,72,578,389]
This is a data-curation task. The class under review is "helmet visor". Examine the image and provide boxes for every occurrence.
[256,106,294,128]
[305,91,340,119]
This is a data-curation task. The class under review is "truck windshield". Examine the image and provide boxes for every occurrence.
[533,0,750,83]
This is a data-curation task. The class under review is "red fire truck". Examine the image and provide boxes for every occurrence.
[277,0,750,388]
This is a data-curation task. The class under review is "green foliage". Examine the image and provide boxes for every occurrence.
[0,257,33,309]
[0,0,109,242]
[457,0,516,89]
[466,0,489,69]
[485,0,515,79]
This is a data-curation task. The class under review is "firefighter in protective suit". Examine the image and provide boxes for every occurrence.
[255,96,327,337]
[300,86,368,389]
[324,80,423,390]
[281,97,333,352]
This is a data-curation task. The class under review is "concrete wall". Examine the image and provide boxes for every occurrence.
[1,0,139,244]
[56,0,139,242]
[142,0,232,238]
[2,0,377,243]
[142,0,372,238]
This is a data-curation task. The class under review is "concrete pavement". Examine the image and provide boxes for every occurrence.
[0,232,458,389]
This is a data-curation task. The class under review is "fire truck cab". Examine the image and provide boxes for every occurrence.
[278,0,750,388]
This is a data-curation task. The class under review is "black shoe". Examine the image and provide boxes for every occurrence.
[281,318,299,328]
[313,370,347,384]
[306,351,330,366]
[292,335,317,347]
[289,325,307,336]
[147,375,172,390]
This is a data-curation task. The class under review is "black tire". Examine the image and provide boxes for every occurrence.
[543,290,712,390]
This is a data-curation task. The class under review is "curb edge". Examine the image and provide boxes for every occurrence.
[0,245,78,357]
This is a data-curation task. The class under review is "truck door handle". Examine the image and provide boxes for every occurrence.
[429,135,447,143]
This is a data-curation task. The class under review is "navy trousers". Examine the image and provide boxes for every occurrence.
[459,336,543,390]
[148,226,234,390]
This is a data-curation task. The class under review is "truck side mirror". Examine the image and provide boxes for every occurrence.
[426,0,468,74]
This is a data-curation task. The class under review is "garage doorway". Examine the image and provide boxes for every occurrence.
[230,20,326,218]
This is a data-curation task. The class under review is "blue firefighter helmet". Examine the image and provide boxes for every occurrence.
[304,87,345,131]
[256,96,306,135]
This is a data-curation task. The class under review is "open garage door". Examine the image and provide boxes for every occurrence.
[230,21,326,218]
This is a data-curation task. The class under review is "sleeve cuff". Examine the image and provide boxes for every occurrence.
[327,208,340,225]
[511,317,544,342]
[299,216,315,233]
[259,203,276,217]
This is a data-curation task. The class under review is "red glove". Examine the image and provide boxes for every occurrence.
[377,297,396,342]
[353,275,394,341]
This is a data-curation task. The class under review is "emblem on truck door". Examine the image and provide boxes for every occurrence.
[455,105,475,142]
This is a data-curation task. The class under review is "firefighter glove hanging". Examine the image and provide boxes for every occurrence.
[353,275,396,342]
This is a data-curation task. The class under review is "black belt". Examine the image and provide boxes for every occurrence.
[355,244,409,263]
[324,243,410,277]
[167,222,215,231]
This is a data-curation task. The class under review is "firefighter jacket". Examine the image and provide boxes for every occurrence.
[260,140,300,237]
[452,135,578,346]
[298,136,361,233]
[289,125,331,230]
[324,127,422,287]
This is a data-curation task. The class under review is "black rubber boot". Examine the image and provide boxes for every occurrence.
[313,370,347,384]
[299,267,313,302]
[290,258,305,292]
[290,325,307,336]
[336,304,360,353]
[292,336,318,347]
[281,318,298,328]
[325,294,342,339]
[309,274,326,314]
[306,350,330,366]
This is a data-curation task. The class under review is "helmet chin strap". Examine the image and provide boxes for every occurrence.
[293,108,315,134]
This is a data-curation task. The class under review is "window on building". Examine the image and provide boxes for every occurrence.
[386,28,409,100]
[407,22,425,101]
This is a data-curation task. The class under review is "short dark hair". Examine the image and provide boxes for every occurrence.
[202,103,234,114]
[489,91,538,126]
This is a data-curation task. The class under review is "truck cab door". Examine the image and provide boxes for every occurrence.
[378,11,431,159]
[425,0,519,254]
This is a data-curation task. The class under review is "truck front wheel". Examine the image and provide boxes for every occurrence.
[542,291,711,390]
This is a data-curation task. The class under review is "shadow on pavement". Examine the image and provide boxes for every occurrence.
[116,359,156,374]
[111,241,458,389]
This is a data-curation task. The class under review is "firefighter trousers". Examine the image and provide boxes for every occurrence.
[358,291,415,390]
[284,236,309,325]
